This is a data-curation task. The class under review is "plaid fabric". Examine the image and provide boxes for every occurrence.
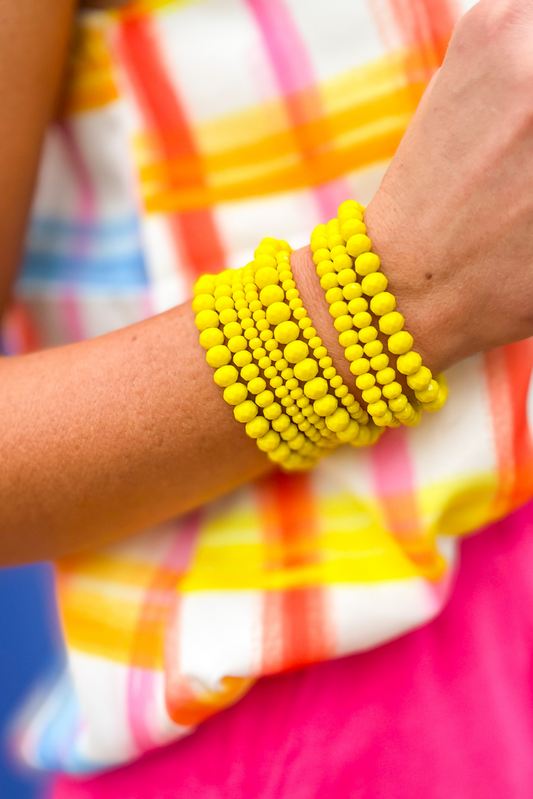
[11,0,533,775]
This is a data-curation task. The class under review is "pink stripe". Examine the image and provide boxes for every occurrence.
[126,512,201,753]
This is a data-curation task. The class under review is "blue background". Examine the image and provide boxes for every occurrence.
[0,564,60,799]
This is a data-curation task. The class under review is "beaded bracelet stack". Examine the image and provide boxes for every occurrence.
[194,238,382,470]
[311,200,447,428]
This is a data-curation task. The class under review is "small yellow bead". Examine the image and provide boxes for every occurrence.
[264,402,282,420]
[255,253,277,269]
[319,356,333,369]
[227,335,248,353]
[252,346,267,360]
[320,273,339,291]
[382,381,403,399]
[325,287,343,304]
[246,417,270,439]
[362,386,381,405]
[407,366,432,392]
[249,300,262,313]
[248,377,267,395]
[333,254,352,272]
[330,375,343,389]
[289,298,302,310]
[256,390,275,408]
[350,358,370,376]
[361,273,388,297]
[214,365,239,387]
[274,320,299,344]
[344,344,364,362]
[323,366,336,380]
[373,409,393,427]
[265,339,278,352]
[234,401,258,423]
[317,260,335,278]
[199,328,224,349]
[313,248,331,265]
[334,315,354,333]
[256,430,281,452]
[309,336,322,349]
[394,404,415,422]
[340,218,366,241]
[235,299,248,311]
[233,350,252,368]
[255,267,279,289]
[397,351,422,375]
[354,252,380,276]
[194,275,215,296]
[415,379,440,404]
[363,339,383,357]
[314,394,338,417]
[258,356,271,370]
[241,363,260,381]
[356,373,375,390]
[206,344,232,368]
[325,407,350,432]
[339,330,359,348]
[326,218,340,234]
[272,414,291,432]
[276,358,288,371]
[268,442,292,464]
[195,309,219,331]
[224,383,248,405]
[370,292,396,316]
[335,384,349,398]
[379,312,404,336]
[304,376,329,400]
[423,375,448,412]
[370,354,389,371]
[388,331,414,355]
[266,301,291,325]
[299,317,312,329]
[368,399,388,417]
[328,235,344,250]
[259,329,273,341]
[291,390,304,402]
[389,394,408,413]
[342,283,363,301]
[224,322,243,339]
[192,294,216,312]
[314,346,328,360]
[293,308,307,321]
[286,378,299,391]
[214,284,232,299]
[338,268,357,287]
[336,419,360,443]
[244,327,258,341]
[346,234,372,258]
[347,298,368,315]
[359,326,378,344]
[280,423,299,441]
[294,358,319,381]
[376,367,396,385]
[329,301,349,319]
[297,396,311,408]
[353,312,373,329]
[330,244,347,259]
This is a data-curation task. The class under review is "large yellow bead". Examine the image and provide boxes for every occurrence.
[397,351,422,375]
[317,260,335,277]
[256,390,275,408]
[382,381,403,399]
[325,287,343,304]
[304,376,328,400]
[340,218,366,241]
[274,320,299,344]
[248,376,267,395]
[339,330,359,348]
[206,344,232,368]
[224,322,242,339]
[259,285,283,307]
[361,273,388,296]
[272,413,291,432]
[313,248,331,265]
[195,309,219,331]
[354,252,380,276]
[215,296,234,312]
[223,383,248,405]
[214,365,239,387]
[407,366,432,392]
[233,349,252,367]
[192,294,216,313]
[241,363,260,382]
[325,407,350,432]
[246,417,270,439]
[234,400,258,423]
[332,254,352,272]
[346,234,372,258]
[376,367,396,385]
[214,284,232,299]
[214,270,233,286]
[255,253,277,270]
[370,291,396,316]
[199,328,224,349]
[388,331,414,355]
[194,275,215,296]
[256,429,281,452]
[228,335,248,353]
[350,357,370,375]
[294,358,319,381]
[266,301,291,325]
[379,312,404,336]
[368,399,388,417]
[338,199,364,215]
[362,386,381,405]
[264,402,282,420]
[314,395,338,417]
[389,394,408,413]
[255,267,279,289]
[320,273,339,291]
[219,308,238,325]
[284,340,309,364]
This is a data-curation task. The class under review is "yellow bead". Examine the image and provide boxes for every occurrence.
[304,377,329,400]
[368,399,388,417]
[407,366,432,392]
[329,301,349,319]
[280,423,299,441]
[389,394,408,413]
[334,315,354,333]
[220,308,238,325]
[363,339,383,357]
[284,340,309,364]
[354,252,380,276]
[376,366,396,385]
[339,330,358,347]
[325,287,343,304]
[264,402,282,420]
[353,312,373,329]
[345,344,364,361]
[288,432,307,451]
[356,373,375,390]
[350,357,370,376]
[194,275,215,296]
[256,430,281,452]
[214,270,233,286]
[348,298,368,315]
[330,375,343,389]
[241,363,259,382]
[323,366,336,380]
[214,284,232,299]
[234,400,258,423]
[255,267,279,289]
[224,322,243,339]
[214,365,239,387]
[395,404,415,422]
[338,268,357,287]
[335,384,349,398]
[309,336,322,348]
[294,358,319,381]
[259,284,284,306]
[328,235,344,250]
[325,407,350,432]
[233,350,252,367]
[373,409,393,427]
[246,417,270,439]
[379,311,404,336]
[327,218,340,234]
[255,253,277,270]
[206,344,232,368]
[362,386,381,405]
[332,254,352,272]
[228,335,248,353]
[268,442,291,464]
[320,273,339,291]
[346,234,372,258]
[192,294,216,312]
[382,381,402,399]
[313,248,331,265]
[361,273,388,296]
[340,218,366,241]
[397,351,422,375]
[338,199,364,215]
[217,296,235,313]
[272,414,291,432]
[370,292,396,316]
[266,301,291,325]
[195,309,219,331]
[359,326,378,344]
[199,328,224,349]
[343,283,363,301]
[249,300,262,313]
[423,375,448,411]
[314,395,338,417]
[256,390,275,408]
[330,244,347,259]
[370,354,389,371]
[388,331,414,355]
[314,347,328,360]
[223,383,248,405]
[317,260,335,277]
[336,419,360,443]
[274,320,299,344]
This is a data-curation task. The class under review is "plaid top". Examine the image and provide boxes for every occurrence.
[11,0,533,775]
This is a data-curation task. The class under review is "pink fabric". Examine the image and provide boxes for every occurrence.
[54,500,533,799]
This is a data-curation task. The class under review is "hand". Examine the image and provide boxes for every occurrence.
[352,0,533,374]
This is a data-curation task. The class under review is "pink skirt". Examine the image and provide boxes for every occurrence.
[54,499,533,798]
